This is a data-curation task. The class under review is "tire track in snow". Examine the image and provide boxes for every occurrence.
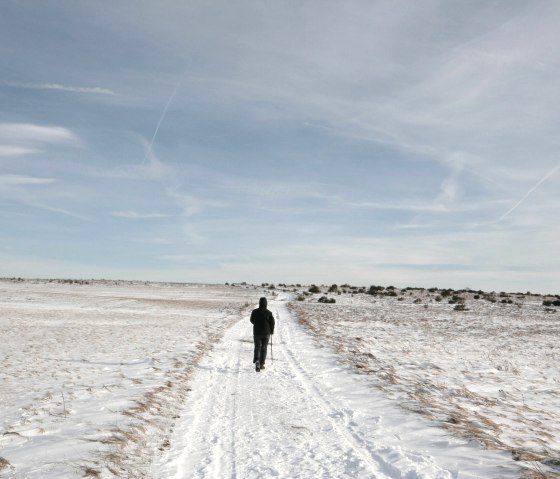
[280,312,391,477]
[279,302,455,479]
[157,323,245,478]
[275,303,393,479]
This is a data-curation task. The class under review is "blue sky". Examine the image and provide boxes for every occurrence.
[1,1,559,293]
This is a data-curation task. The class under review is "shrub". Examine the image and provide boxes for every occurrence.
[309,285,321,294]
[454,303,469,311]
[367,285,384,295]
[297,295,306,301]
[328,284,338,293]
[318,296,336,304]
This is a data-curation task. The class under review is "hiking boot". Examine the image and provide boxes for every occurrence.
[255,361,260,372]
[260,364,265,370]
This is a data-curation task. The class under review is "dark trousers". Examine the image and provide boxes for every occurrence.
[253,335,270,365]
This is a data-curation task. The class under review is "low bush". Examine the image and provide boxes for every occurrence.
[448,295,463,304]
[367,285,385,295]
[454,303,469,311]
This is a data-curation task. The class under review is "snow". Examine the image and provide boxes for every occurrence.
[289,288,560,478]
[0,280,257,477]
[1,280,557,478]
[154,296,518,479]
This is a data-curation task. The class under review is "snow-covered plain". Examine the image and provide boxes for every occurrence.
[289,287,560,478]
[1,280,558,478]
[0,279,257,478]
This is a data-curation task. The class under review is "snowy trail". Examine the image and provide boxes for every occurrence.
[153,297,518,479]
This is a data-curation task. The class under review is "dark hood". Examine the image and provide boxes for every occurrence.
[259,297,267,308]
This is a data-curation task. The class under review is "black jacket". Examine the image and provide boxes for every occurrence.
[250,298,275,336]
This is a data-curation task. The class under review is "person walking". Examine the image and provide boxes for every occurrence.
[250,297,275,372]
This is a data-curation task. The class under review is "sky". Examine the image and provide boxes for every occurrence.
[1,0,559,293]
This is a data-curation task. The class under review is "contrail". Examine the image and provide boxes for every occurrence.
[142,78,181,164]
[497,162,560,222]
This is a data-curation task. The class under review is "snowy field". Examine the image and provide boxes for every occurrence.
[154,293,519,479]
[1,280,558,479]
[289,286,560,478]
[0,279,256,478]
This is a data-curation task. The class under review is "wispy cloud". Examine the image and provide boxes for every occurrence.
[0,146,38,157]
[111,210,172,219]
[0,174,57,186]
[0,123,78,145]
[5,82,115,95]
[157,253,242,262]
[338,199,448,213]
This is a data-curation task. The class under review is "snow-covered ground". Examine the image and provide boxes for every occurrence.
[154,294,518,479]
[289,287,560,478]
[1,280,558,478]
[0,280,256,478]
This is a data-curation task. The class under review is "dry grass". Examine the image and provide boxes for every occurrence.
[0,457,12,472]
[82,466,102,477]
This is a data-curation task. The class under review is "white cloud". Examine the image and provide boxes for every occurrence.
[0,123,78,146]
[111,210,171,219]
[6,82,115,95]
[0,174,56,186]
[0,146,38,157]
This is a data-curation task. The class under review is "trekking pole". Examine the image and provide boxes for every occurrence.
[272,309,279,365]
